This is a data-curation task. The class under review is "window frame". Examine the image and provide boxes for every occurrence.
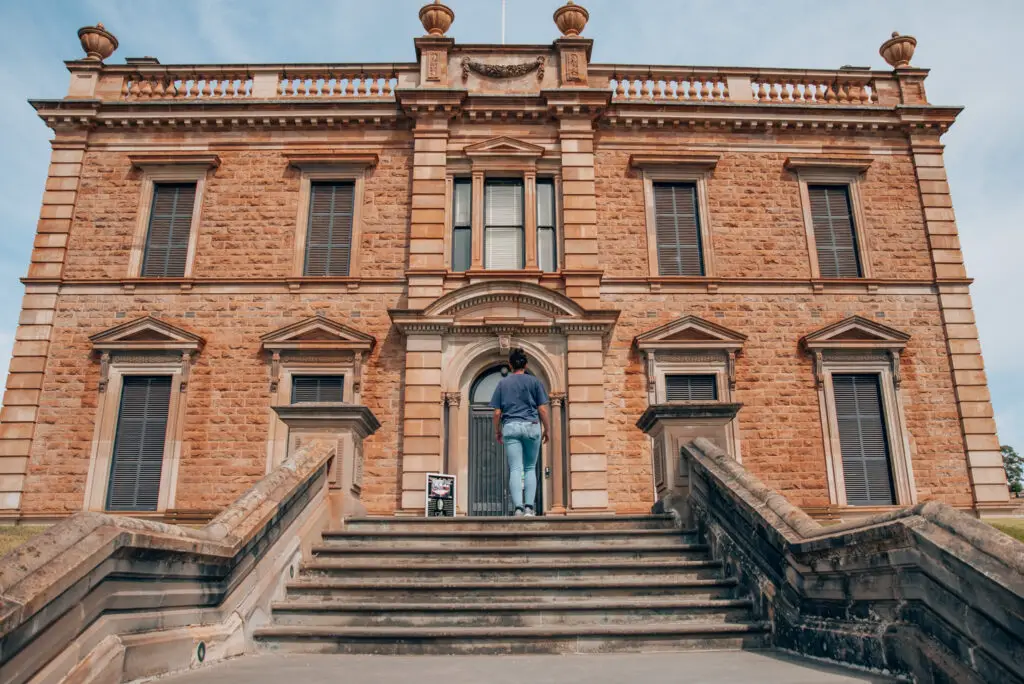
[83,361,187,514]
[483,177,526,270]
[536,177,559,273]
[128,166,208,279]
[787,157,874,280]
[632,156,717,279]
[450,177,473,272]
[302,180,357,277]
[268,364,357,470]
[818,357,915,508]
[287,154,377,279]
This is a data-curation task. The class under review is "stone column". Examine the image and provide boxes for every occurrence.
[548,393,566,515]
[272,403,381,522]
[443,391,461,474]
[566,332,608,511]
[399,333,444,514]
[907,132,1010,514]
[0,137,85,513]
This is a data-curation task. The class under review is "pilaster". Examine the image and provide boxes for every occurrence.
[399,334,444,513]
[909,134,1009,513]
[0,137,84,513]
[566,333,608,511]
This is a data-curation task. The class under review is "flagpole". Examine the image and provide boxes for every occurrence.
[501,0,506,44]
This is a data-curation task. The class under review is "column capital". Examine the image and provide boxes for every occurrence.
[443,391,462,407]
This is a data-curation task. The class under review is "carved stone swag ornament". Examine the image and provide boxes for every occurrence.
[462,56,545,82]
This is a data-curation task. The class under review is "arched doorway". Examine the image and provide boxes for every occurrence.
[467,365,544,516]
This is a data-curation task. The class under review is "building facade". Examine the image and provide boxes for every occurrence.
[0,3,1011,523]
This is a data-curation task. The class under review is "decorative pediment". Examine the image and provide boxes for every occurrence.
[390,281,617,336]
[801,316,910,351]
[635,315,746,352]
[463,136,546,160]
[90,316,205,352]
[260,315,375,353]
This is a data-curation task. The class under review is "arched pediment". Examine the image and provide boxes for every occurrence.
[390,281,617,335]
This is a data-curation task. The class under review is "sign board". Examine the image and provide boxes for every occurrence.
[425,473,456,517]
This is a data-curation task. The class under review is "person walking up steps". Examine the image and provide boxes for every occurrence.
[489,348,550,517]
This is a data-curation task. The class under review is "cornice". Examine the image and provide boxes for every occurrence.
[630,152,720,170]
[784,155,873,173]
[129,152,221,169]
[284,151,379,169]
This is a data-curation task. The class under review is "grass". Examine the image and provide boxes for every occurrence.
[0,525,47,556]
[987,518,1024,544]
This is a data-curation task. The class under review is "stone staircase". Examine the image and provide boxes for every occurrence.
[253,514,771,654]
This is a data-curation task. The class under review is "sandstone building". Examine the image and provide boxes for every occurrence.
[0,3,1011,524]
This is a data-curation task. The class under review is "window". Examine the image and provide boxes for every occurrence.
[832,374,895,506]
[141,183,196,278]
[452,179,472,272]
[809,185,861,278]
[106,376,172,511]
[537,179,557,272]
[653,182,704,276]
[484,180,524,269]
[304,182,355,276]
[291,375,345,403]
[665,374,718,401]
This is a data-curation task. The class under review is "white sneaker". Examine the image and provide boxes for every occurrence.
[513,507,525,517]
[524,507,536,517]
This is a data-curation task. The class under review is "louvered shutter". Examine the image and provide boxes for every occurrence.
[452,179,472,272]
[665,374,718,401]
[106,376,172,511]
[304,182,354,276]
[653,183,704,276]
[809,185,861,278]
[142,183,196,278]
[537,179,557,272]
[833,374,895,505]
[291,375,345,403]
[484,181,524,269]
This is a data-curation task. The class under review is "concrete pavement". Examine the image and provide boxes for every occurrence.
[154,651,895,683]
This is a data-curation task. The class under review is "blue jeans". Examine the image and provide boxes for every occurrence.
[503,421,541,512]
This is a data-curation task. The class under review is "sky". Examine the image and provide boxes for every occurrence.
[0,0,1021,450]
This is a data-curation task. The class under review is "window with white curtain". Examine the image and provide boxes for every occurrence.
[537,179,557,272]
[484,180,524,269]
[452,179,472,272]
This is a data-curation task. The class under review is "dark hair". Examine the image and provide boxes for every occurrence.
[509,347,528,370]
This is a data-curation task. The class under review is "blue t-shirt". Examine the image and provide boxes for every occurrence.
[489,372,549,424]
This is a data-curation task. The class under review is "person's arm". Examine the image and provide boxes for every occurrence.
[492,408,503,443]
[538,404,550,444]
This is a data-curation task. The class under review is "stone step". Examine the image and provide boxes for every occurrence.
[342,514,679,533]
[319,528,699,548]
[284,577,739,602]
[268,598,755,628]
[309,543,709,565]
[298,559,723,582]
[252,621,772,655]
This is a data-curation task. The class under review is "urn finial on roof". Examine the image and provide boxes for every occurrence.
[554,1,589,37]
[880,31,917,69]
[77,22,118,62]
[419,0,455,37]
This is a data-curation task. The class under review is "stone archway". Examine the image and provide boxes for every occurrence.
[390,280,618,516]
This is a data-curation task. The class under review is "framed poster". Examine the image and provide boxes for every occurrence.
[425,472,456,517]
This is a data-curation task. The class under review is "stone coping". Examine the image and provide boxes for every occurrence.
[272,403,382,436]
[0,438,336,658]
[636,404,743,433]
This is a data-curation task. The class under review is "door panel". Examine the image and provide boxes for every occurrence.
[467,405,543,516]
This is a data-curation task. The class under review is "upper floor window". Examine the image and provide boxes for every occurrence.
[809,185,861,278]
[141,183,196,278]
[537,178,557,272]
[484,179,524,270]
[653,182,705,276]
[304,181,354,276]
[452,179,472,273]
[664,374,718,401]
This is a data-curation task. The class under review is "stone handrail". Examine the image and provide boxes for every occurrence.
[94,63,419,101]
[591,65,896,105]
[678,437,1024,683]
[0,438,336,684]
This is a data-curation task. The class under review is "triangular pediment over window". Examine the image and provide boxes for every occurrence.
[260,315,375,353]
[635,315,746,351]
[463,136,546,159]
[90,316,205,352]
[801,315,910,351]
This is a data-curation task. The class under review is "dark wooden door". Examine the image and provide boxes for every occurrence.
[468,406,509,516]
